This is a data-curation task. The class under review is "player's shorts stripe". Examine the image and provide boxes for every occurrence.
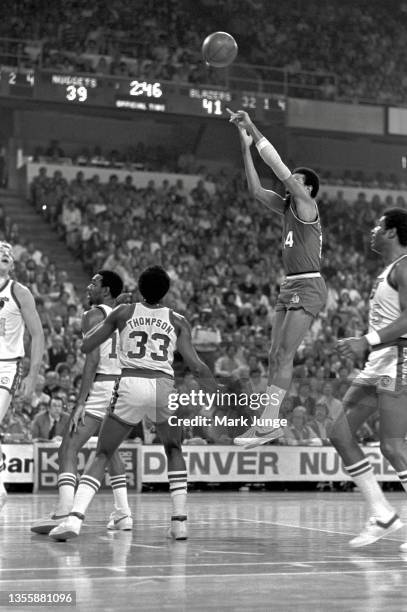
[94,373,120,382]
[286,272,321,280]
[108,378,120,414]
[10,360,22,397]
[121,368,173,380]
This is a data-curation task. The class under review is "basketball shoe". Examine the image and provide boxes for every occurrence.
[31,512,69,535]
[49,513,84,541]
[167,516,188,540]
[349,514,403,548]
[106,510,133,531]
[234,426,284,449]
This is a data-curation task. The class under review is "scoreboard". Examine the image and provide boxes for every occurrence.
[0,68,285,123]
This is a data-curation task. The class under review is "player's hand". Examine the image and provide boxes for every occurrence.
[70,403,86,433]
[19,374,36,401]
[238,126,253,148]
[337,336,369,359]
[226,108,253,129]
[115,292,132,305]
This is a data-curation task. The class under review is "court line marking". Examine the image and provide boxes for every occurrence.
[1,568,407,583]
[4,557,406,573]
[236,517,405,542]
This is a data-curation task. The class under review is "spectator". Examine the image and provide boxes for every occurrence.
[31,396,70,441]
[281,406,318,446]
[191,308,222,372]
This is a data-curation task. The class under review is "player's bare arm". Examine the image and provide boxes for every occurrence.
[227,108,316,222]
[81,304,130,353]
[338,258,407,358]
[236,125,285,215]
[174,314,218,394]
[71,308,104,432]
[14,283,45,400]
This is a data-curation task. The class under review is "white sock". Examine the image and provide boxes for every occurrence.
[110,474,130,514]
[168,470,187,517]
[71,475,101,516]
[57,472,76,514]
[345,459,394,519]
[397,470,407,494]
[260,385,287,421]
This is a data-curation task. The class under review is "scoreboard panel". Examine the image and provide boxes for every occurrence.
[0,68,285,123]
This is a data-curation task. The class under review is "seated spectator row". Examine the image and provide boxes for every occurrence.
[1,0,407,103]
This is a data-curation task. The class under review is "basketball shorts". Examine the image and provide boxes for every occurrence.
[276,276,327,318]
[353,340,407,395]
[108,371,175,425]
[85,376,120,421]
[0,359,22,416]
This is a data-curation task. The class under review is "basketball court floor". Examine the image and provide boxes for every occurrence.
[2,491,407,611]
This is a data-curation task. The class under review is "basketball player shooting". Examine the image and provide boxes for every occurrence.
[227,109,327,448]
[330,209,407,549]
[0,241,44,508]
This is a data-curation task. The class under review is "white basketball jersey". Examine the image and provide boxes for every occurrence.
[369,254,407,338]
[94,304,121,375]
[118,302,177,376]
[0,279,25,359]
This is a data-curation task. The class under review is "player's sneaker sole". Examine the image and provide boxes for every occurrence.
[349,514,403,548]
[234,427,284,449]
[107,515,133,530]
[31,514,69,535]
[167,516,188,540]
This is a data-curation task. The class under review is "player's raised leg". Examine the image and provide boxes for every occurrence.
[329,383,401,548]
[235,307,313,447]
[49,414,132,540]
[156,419,188,540]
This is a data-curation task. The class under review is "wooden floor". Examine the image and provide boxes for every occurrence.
[2,491,407,612]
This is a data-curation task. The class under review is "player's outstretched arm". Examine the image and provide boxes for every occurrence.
[15,283,45,400]
[228,109,316,221]
[175,315,218,394]
[81,305,124,353]
[236,125,285,215]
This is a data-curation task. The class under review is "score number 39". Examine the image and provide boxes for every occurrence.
[66,85,88,102]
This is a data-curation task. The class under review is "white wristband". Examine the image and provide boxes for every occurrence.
[255,137,291,181]
[365,331,381,346]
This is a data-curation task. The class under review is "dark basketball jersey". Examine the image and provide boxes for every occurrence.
[282,198,322,275]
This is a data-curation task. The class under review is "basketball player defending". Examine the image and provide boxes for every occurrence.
[31,270,132,534]
[330,208,407,549]
[49,266,217,541]
[0,241,44,508]
[227,110,327,448]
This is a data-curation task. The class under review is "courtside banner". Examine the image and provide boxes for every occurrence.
[33,441,140,492]
[142,445,400,483]
[3,444,34,483]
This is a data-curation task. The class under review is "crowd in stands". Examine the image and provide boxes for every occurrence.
[19,163,395,447]
[1,0,407,103]
[31,139,200,176]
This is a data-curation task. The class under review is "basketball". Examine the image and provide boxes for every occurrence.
[202,32,238,68]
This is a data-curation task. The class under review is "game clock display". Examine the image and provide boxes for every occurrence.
[0,68,284,123]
